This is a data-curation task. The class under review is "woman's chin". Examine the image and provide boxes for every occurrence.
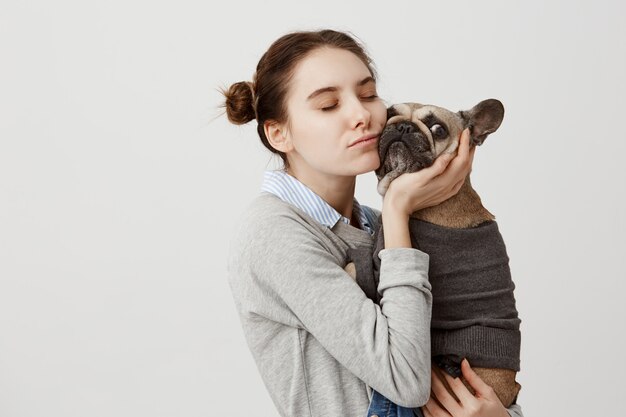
[356,153,381,175]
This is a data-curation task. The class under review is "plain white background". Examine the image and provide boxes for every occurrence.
[1,0,625,416]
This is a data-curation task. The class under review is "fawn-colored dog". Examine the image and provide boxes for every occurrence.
[347,99,521,407]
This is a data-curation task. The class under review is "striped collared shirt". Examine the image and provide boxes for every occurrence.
[261,170,376,236]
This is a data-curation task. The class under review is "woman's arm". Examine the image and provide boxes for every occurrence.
[228,131,474,408]
[229,202,433,407]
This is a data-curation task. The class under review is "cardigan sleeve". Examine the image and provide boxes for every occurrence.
[228,206,433,408]
[507,402,524,417]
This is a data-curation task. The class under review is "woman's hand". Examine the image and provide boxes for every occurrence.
[422,359,510,417]
[383,128,475,217]
[381,128,475,249]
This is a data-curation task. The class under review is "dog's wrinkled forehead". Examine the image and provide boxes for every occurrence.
[387,103,464,132]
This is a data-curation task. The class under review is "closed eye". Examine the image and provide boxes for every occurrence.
[321,95,378,112]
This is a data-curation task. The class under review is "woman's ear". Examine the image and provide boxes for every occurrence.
[264,121,293,153]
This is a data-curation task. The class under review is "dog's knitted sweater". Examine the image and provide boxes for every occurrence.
[358,218,521,372]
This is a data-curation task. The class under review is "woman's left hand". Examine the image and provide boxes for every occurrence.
[422,359,509,417]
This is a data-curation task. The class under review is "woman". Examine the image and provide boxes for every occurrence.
[222,29,523,417]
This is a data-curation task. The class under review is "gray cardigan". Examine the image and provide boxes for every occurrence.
[227,192,433,415]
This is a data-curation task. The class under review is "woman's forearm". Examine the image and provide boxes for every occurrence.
[381,190,412,248]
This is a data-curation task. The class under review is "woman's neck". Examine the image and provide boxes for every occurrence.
[286,166,356,220]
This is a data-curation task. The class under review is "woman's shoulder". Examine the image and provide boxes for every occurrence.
[239,192,316,229]
[230,192,328,249]
[227,193,338,282]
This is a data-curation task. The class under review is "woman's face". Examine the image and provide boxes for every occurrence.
[281,47,387,179]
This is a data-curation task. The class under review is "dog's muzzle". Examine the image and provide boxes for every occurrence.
[375,121,434,179]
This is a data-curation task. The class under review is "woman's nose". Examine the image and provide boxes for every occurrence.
[348,97,371,128]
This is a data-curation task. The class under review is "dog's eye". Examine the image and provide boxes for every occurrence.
[430,124,448,140]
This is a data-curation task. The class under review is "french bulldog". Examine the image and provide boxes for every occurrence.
[347,99,522,407]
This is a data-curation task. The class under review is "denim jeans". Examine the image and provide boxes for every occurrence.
[365,389,424,417]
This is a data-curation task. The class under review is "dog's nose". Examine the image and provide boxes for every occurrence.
[396,122,415,135]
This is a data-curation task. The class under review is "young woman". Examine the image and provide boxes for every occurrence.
[222,29,524,417]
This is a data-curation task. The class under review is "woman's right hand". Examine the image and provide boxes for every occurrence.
[383,128,475,217]
[422,359,510,417]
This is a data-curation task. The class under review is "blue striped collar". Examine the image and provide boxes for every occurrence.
[261,170,374,235]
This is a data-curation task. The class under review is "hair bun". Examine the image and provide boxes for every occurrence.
[222,81,257,125]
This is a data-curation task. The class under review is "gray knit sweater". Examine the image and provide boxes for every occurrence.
[410,219,521,372]
[366,218,521,373]
[227,192,433,415]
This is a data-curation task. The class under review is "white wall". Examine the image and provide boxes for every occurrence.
[1,0,624,416]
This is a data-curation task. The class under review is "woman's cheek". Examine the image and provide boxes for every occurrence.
[374,101,387,127]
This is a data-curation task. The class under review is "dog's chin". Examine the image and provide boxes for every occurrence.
[377,170,401,196]
[376,150,435,196]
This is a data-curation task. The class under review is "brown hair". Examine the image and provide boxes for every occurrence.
[219,29,378,168]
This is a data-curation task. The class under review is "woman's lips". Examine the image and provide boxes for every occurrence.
[349,134,379,148]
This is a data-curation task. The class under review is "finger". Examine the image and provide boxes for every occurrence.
[441,369,476,406]
[460,358,494,398]
[423,128,470,184]
[467,146,476,174]
[434,177,465,206]
[441,129,471,178]
[423,396,450,417]
[457,128,471,157]
[438,162,468,199]
[423,152,454,179]
[430,368,462,415]
[456,131,472,166]
[451,177,465,194]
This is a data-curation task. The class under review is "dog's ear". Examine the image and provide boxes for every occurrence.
[458,99,504,146]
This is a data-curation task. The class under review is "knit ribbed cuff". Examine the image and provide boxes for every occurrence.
[431,325,521,371]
